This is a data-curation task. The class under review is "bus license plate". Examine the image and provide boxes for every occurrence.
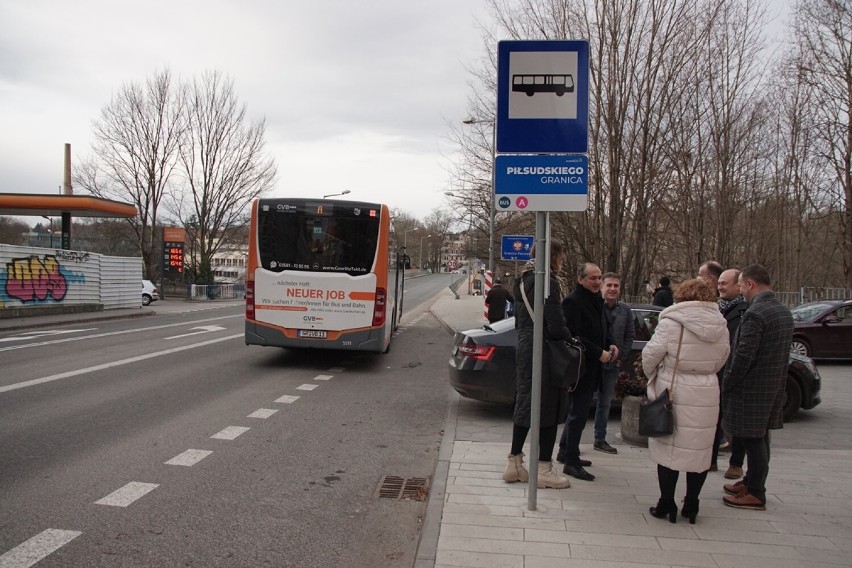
[298,329,327,339]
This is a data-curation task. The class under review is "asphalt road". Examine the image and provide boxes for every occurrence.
[0,276,456,567]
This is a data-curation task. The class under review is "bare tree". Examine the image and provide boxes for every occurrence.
[789,0,852,288]
[0,217,30,245]
[177,71,277,283]
[75,68,184,281]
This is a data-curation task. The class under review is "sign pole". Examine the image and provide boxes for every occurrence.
[527,211,549,509]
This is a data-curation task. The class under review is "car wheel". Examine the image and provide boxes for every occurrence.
[790,337,810,357]
[142,294,152,306]
[783,374,802,422]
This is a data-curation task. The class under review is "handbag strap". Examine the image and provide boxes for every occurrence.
[519,278,533,314]
[668,325,685,402]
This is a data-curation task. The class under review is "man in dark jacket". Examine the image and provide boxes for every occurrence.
[713,268,748,476]
[652,276,674,307]
[485,279,514,323]
[721,264,793,511]
[557,262,618,481]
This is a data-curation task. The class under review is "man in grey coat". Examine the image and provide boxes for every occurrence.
[721,264,793,510]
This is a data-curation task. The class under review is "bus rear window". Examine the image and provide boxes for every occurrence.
[257,201,380,276]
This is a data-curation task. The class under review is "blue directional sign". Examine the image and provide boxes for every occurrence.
[495,154,588,212]
[501,235,534,261]
[496,40,589,154]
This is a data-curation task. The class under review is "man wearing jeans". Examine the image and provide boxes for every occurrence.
[595,273,634,454]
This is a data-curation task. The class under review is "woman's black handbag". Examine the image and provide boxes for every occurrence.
[545,338,585,391]
[519,282,585,391]
[639,388,673,437]
[638,326,683,437]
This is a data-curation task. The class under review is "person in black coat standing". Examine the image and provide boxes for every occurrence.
[485,279,514,323]
[557,262,619,481]
[721,264,793,511]
[652,276,674,307]
[503,241,572,489]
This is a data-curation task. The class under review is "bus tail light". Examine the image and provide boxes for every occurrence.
[246,280,255,319]
[372,287,387,326]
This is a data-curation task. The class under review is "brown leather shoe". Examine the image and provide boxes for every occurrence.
[723,480,746,496]
[724,465,744,479]
[723,490,766,510]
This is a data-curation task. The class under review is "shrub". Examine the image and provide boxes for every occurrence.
[614,357,648,399]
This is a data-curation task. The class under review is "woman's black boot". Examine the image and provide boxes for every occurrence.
[681,498,699,524]
[649,498,677,523]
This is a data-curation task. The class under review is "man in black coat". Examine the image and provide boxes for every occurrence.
[485,279,514,323]
[721,264,793,511]
[557,262,618,481]
[652,276,674,307]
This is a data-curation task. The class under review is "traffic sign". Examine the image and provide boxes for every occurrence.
[496,40,589,154]
[495,155,587,212]
[501,235,534,261]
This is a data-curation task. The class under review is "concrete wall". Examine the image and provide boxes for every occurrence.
[0,244,142,311]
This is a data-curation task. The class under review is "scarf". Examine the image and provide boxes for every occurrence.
[719,295,744,314]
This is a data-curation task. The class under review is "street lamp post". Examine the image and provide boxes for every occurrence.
[323,189,351,199]
[462,117,496,278]
[419,234,432,269]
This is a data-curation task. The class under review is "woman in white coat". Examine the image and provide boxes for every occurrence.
[642,279,730,524]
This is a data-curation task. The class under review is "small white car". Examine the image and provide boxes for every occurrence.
[142,279,159,306]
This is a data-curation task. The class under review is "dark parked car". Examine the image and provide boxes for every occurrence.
[449,304,821,421]
[790,299,852,360]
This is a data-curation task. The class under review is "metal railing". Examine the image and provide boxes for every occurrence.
[185,284,245,301]
[626,287,851,308]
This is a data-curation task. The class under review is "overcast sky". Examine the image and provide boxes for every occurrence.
[1,0,792,225]
[0,0,492,221]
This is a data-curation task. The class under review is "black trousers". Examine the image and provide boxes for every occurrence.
[735,431,771,503]
[657,464,708,502]
[558,386,595,465]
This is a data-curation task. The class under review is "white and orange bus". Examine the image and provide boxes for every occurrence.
[244,198,404,352]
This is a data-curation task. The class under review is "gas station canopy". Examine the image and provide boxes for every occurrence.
[0,193,137,218]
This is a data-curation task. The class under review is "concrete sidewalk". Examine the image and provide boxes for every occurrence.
[423,290,852,568]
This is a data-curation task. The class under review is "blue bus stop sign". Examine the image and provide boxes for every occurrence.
[501,235,534,261]
[496,40,589,154]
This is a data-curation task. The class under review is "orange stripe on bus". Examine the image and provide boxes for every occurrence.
[348,291,376,301]
[256,305,308,311]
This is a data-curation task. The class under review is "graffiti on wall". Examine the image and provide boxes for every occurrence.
[4,254,75,303]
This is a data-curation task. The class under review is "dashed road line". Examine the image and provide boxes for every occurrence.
[313,374,333,381]
[0,528,82,568]
[296,384,318,391]
[211,426,250,440]
[165,449,212,467]
[275,395,300,403]
[247,408,278,419]
[94,482,159,507]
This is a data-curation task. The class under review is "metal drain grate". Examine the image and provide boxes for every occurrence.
[376,476,429,501]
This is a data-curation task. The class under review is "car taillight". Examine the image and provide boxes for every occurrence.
[246,280,255,319]
[372,287,386,326]
[458,340,495,361]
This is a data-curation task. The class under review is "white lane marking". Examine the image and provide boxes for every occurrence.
[164,325,227,340]
[296,384,318,391]
[313,374,333,381]
[328,367,345,373]
[210,426,250,440]
[0,329,97,343]
[94,482,159,507]
[274,395,300,403]
[0,314,241,353]
[0,528,82,568]
[165,449,212,466]
[0,334,243,395]
[248,408,278,419]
